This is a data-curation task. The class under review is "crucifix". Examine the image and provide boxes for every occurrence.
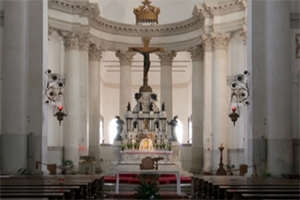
[129,37,164,86]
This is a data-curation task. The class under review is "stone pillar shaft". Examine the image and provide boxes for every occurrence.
[62,33,81,165]
[158,51,176,127]
[211,33,230,172]
[78,37,90,156]
[265,0,292,175]
[116,51,134,126]
[1,0,47,174]
[189,45,204,173]
[202,35,213,173]
[88,43,101,170]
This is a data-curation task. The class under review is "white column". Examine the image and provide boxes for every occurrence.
[62,33,81,166]
[88,43,102,171]
[211,33,231,172]
[202,35,213,173]
[158,51,176,126]
[1,0,48,174]
[78,36,90,156]
[265,1,292,176]
[189,45,204,173]
[115,51,134,126]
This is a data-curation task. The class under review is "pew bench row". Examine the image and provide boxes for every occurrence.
[192,175,300,200]
[0,175,104,199]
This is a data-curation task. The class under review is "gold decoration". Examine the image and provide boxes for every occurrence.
[133,0,160,25]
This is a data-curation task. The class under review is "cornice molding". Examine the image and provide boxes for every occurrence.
[194,0,247,18]
[90,15,203,37]
[212,18,245,33]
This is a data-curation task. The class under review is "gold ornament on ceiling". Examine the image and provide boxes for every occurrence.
[133,0,160,25]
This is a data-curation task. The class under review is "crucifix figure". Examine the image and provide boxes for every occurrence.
[129,37,164,86]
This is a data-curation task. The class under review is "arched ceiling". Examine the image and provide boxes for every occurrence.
[87,0,202,86]
[90,0,204,25]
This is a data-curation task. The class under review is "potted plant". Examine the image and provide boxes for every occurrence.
[127,142,133,149]
[134,142,140,150]
[60,159,74,174]
[18,167,32,175]
[225,164,235,175]
[167,144,172,151]
[160,143,165,150]
[121,144,126,151]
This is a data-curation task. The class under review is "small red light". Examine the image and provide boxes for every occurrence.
[58,106,63,111]
[232,106,236,111]
[81,147,85,151]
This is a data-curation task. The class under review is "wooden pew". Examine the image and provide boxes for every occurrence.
[241,193,300,199]
[192,174,300,200]
[0,174,104,199]
[219,185,300,199]
[0,188,73,199]
[226,189,300,200]
[207,179,299,199]
[0,192,65,199]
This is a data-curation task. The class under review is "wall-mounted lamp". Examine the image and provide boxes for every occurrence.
[45,69,67,125]
[228,70,250,126]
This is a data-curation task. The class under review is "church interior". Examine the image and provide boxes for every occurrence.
[0,0,299,199]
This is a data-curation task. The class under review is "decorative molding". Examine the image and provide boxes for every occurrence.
[195,0,247,17]
[187,45,204,61]
[61,32,80,50]
[90,15,203,37]
[212,18,245,33]
[157,51,177,65]
[79,36,91,51]
[240,24,247,45]
[201,34,213,52]
[89,43,103,61]
[115,50,135,66]
[211,32,231,50]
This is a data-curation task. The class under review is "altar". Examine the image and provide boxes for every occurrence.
[119,150,173,164]
[111,37,182,170]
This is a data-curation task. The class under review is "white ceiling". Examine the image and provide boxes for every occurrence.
[90,0,203,25]
[90,0,201,86]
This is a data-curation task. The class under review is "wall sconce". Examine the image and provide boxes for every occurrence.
[45,69,67,125]
[228,70,250,126]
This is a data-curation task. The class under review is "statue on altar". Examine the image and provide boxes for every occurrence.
[167,115,178,141]
[115,116,124,141]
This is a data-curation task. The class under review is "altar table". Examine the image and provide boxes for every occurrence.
[115,164,181,195]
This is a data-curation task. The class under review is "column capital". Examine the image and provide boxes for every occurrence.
[188,45,204,61]
[240,24,247,45]
[157,51,177,65]
[61,32,80,50]
[115,50,135,66]
[211,32,231,50]
[89,43,103,61]
[201,34,213,52]
[79,36,91,51]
